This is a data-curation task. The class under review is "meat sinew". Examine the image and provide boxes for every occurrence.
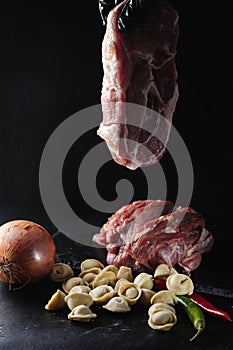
[98,1,179,169]
[92,200,214,274]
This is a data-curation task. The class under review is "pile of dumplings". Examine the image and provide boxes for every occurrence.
[45,259,194,331]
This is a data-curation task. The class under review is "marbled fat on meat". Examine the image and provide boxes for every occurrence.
[93,200,174,248]
[98,1,179,169]
[92,201,214,273]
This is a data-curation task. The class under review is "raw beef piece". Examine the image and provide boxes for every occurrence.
[93,199,174,247]
[92,201,214,274]
[98,0,179,169]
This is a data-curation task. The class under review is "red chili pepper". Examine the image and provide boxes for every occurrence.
[154,278,232,321]
[189,292,232,321]
[154,278,167,291]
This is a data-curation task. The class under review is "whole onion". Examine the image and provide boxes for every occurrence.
[0,219,56,288]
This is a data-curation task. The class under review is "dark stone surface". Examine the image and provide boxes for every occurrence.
[1,231,233,350]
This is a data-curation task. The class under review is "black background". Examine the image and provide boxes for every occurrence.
[0,2,233,349]
[0,1,232,263]
[0,0,232,238]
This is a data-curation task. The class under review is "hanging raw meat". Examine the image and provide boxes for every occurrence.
[98,0,179,169]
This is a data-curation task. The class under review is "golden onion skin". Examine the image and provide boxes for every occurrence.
[0,219,56,286]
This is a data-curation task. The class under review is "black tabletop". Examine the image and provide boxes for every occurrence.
[0,1,232,349]
[0,231,233,350]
